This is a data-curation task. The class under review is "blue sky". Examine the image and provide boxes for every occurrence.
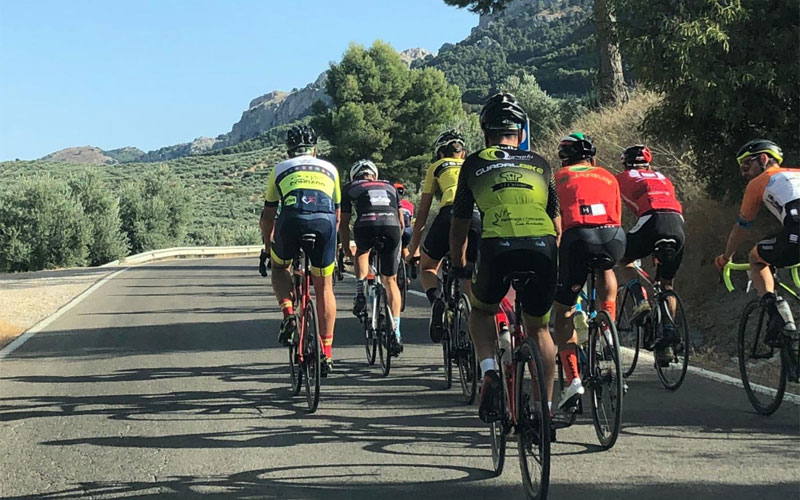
[0,1,477,160]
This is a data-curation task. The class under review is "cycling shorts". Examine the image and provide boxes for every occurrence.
[623,210,685,280]
[757,202,800,268]
[556,226,626,306]
[271,210,337,277]
[402,226,413,248]
[422,205,481,262]
[472,236,558,317]
[354,224,402,277]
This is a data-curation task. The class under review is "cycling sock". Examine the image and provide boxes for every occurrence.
[321,336,333,359]
[480,358,498,377]
[559,349,580,385]
[495,310,509,329]
[601,300,616,322]
[280,299,293,318]
[393,317,401,340]
[356,279,366,297]
[426,287,441,305]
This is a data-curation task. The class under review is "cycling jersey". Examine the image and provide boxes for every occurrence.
[555,164,621,230]
[740,166,800,224]
[422,157,463,207]
[452,146,559,239]
[399,199,415,227]
[616,169,682,217]
[264,155,341,213]
[342,179,400,227]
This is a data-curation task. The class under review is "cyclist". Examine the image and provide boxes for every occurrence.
[260,125,340,375]
[553,133,625,409]
[616,144,684,365]
[715,140,799,343]
[340,160,405,356]
[395,183,415,261]
[406,129,482,342]
[450,93,561,422]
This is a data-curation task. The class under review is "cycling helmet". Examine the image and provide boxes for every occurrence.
[286,125,317,153]
[479,92,527,132]
[393,183,406,196]
[432,129,466,156]
[350,159,379,181]
[621,144,653,169]
[736,139,783,166]
[558,132,597,163]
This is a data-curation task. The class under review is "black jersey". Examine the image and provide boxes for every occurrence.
[342,179,401,227]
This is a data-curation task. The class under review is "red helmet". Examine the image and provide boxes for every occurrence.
[621,145,652,169]
[393,183,406,196]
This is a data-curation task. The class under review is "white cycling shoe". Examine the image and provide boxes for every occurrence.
[558,378,585,410]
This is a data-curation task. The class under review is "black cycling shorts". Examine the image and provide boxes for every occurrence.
[556,226,626,306]
[271,210,337,277]
[472,236,558,317]
[354,224,402,276]
[757,205,800,268]
[623,210,685,280]
[422,205,482,263]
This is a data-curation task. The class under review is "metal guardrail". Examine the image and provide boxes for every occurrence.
[100,245,263,267]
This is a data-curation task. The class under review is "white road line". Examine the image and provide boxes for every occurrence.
[0,268,127,361]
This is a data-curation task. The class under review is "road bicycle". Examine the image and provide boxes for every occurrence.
[358,238,398,377]
[488,271,550,500]
[553,256,624,449]
[723,261,800,415]
[288,234,322,413]
[616,240,690,390]
[439,255,479,403]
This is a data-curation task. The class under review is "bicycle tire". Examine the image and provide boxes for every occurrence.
[589,310,623,449]
[289,337,302,396]
[302,300,321,413]
[515,338,551,500]
[398,260,408,312]
[442,330,453,390]
[654,290,690,391]
[364,314,377,366]
[455,293,478,404]
[376,286,392,377]
[616,285,641,378]
[737,300,786,415]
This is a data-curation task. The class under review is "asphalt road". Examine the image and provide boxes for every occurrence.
[1,258,798,500]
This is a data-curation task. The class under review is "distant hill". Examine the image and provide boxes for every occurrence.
[105,146,145,163]
[40,146,117,165]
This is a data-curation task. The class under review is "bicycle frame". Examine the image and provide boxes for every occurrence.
[293,249,313,364]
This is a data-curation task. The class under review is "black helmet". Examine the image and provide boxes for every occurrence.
[286,125,317,153]
[621,144,652,169]
[432,129,465,156]
[479,92,527,132]
[736,139,783,166]
[558,132,597,163]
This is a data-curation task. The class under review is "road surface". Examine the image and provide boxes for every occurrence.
[1,258,797,499]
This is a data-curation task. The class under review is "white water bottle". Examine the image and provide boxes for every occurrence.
[498,324,512,376]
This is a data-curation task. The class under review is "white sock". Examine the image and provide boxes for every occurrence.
[548,401,552,412]
[480,358,498,376]
[393,317,401,340]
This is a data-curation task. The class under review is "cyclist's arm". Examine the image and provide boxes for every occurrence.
[722,180,762,259]
[449,165,474,269]
[408,192,433,255]
[546,171,562,245]
[722,221,751,260]
[261,205,278,254]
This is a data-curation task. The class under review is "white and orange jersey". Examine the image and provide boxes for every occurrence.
[740,166,800,223]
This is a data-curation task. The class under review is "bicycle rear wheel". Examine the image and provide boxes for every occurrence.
[490,349,507,477]
[442,326,453,390]
[455,293,478,404]
[515,338,551,500]
[398,260,408,312]
[289,339,302,396]
[654,290,690,390]
[302,301,321,413]
[364,308,377,366]
[589,310,623,449]
[616,286,641,378]
[738,300,786,415]
[376,286,392,377]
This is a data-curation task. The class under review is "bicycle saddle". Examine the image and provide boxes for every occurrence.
[587,255,616,271]
[504,271,538,291]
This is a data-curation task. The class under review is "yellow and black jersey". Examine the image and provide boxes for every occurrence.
[264,155,341,214]
[422,157,463,208]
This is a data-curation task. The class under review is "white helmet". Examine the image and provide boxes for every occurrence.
[350,159,379,181]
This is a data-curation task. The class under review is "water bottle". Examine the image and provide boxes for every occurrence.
[498,324,512,376]
[574,309,589,343]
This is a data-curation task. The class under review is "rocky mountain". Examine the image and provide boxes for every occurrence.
[105,146,145,163]
[40,146,117,165]
[137,136,219,162]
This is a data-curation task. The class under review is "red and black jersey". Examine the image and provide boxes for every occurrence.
[616,169,682,217]
[342,179,400,227]
[555,164,621,231]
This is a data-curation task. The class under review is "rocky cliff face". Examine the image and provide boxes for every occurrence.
[41,146,117,165]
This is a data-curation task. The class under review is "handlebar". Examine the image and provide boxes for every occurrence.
[723,261,800,292]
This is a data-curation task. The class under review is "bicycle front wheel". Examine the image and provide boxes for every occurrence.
[589,310,623,449]
[515,338,551,500]
[738,300,786,415]
[455,293,478,404]
[616,285,641,378]
[302,301,321,413]
[654,290,690,390]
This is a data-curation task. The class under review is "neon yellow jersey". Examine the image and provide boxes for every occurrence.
[422,157,463,208]
[264,155,340,213]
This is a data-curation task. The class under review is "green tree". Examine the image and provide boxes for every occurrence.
[313,41,464,184]
[68,172,129,265]
[613,0,800,197]
[118,167,192,253]
[503,72,564,143]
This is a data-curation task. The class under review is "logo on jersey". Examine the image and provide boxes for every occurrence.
[284,195,297,206]
[479,147,511,162]
[302,195,317,205]
[367,189,391,206]
[499,171,522,182]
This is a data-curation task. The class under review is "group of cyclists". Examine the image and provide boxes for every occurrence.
[258,91,799,425]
